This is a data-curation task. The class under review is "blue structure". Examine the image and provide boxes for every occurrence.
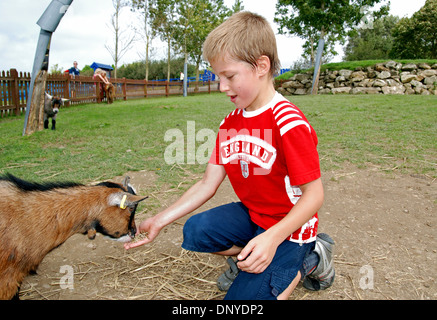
[90,62,114,78]
[202,69,216,82]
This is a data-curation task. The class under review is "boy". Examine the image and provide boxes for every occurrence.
[68,61,80,76]
[125,11,335,300]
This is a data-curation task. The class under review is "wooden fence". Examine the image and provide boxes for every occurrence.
[0,68,221,118]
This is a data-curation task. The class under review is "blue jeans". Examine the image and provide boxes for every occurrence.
[182,202,319,300]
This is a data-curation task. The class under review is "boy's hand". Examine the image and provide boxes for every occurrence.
[236,231,278,274]
[124,217,161,250]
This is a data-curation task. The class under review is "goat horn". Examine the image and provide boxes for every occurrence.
[123,176,131,188]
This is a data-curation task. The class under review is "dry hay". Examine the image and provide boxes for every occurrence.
[106,246,227,300]
[20,243,227,300]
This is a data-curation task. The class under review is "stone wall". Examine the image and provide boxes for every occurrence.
[276,61,437,96]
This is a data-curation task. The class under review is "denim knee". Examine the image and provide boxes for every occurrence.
[181,202,255,253]
[182,213,228,252]
[182,214,206,247]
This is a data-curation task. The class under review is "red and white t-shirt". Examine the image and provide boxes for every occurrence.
[209,92,320,243]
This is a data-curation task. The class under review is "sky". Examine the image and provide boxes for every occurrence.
[0,0,427,74]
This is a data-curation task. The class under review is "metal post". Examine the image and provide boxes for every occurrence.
[310,38,325,95]
[183,62,188,97]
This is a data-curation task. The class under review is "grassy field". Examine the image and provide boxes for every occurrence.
[0,93,436,187]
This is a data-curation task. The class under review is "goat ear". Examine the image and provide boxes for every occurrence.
[108,192,124,207]
[127,194,148,205]
[108,192,148,208]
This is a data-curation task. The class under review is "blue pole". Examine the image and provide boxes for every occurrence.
[310,38,325,95]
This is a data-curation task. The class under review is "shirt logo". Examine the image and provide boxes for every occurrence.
[219,134,277,170]
[240,160,249,178]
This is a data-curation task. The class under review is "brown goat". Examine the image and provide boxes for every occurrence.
[0,174,147,300]
[105,83,116,104]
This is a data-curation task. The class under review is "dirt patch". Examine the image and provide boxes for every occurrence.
[19,167,436,300]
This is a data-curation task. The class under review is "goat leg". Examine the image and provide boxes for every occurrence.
[87,228,96,240]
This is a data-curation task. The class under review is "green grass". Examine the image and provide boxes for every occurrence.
[0,94,234,184]
[1,93,436,187]
[276,59,437,81]
[292,94,437,176]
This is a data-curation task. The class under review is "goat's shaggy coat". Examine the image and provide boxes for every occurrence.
[105,83,116,104]
[0,174,147,300]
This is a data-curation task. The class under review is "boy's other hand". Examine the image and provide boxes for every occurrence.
[236,231,278,274]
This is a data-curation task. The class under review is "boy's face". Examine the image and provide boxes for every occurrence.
[210,55,271,111]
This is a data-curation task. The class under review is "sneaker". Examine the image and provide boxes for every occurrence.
[303,233,335,291]
[217,257,240,291]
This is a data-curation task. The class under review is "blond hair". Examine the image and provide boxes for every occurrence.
[203,11,280,78]
[94,68,107,76]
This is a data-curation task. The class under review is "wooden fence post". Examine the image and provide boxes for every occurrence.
[122,78,127,101]
[10,69,20,116]
[165,81,169,97]
[64,73,71,106]
[96,80,101,103]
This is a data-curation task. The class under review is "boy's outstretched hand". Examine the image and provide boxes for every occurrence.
[124,217,161,250]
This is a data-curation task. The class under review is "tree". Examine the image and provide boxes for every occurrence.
[231,0,243,12]
[131,0,155,80]
[49,63,64,75]
[173,0,234,94]
[192,0,242,73]
[275,0,390,94]
[105,0,137,78]
[117,57,196,80]
[80,65,95,77]
[344,15,399,61]
[300,26,339,66]
[390,0,437,59]
[149,0,178,81]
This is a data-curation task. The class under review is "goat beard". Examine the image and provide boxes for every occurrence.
[110,234,134,243]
